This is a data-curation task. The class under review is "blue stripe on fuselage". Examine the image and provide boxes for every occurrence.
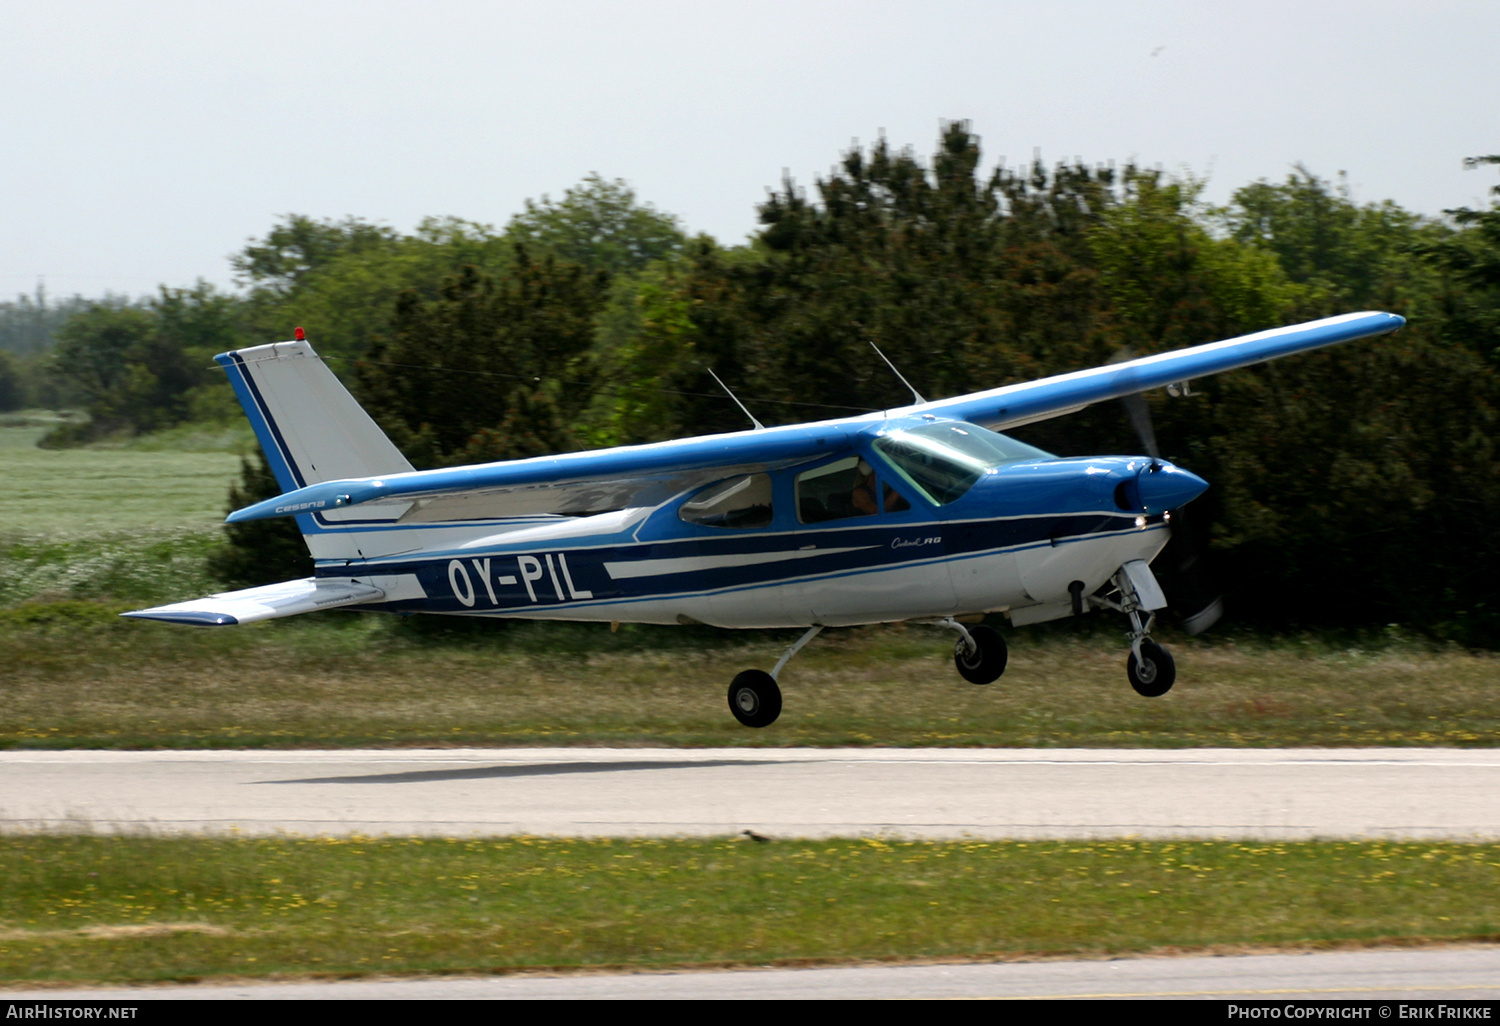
[336,511,1150,615]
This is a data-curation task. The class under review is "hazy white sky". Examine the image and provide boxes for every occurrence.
[2,0,1495,298]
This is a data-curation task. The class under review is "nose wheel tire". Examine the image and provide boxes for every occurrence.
[954,624,1008,685]
[728,670,782,728]
[1127,640,1176,697]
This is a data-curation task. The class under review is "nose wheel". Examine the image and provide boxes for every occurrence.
[1127,639,1176,697]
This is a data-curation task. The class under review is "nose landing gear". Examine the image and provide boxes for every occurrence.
[1091,560,1177,698]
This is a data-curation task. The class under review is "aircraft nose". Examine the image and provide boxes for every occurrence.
[1131,462,1209,513]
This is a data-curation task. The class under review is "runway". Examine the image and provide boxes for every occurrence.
[6,746,1498,1000]
[4,746,1499,840]
[8,946,1500,1000]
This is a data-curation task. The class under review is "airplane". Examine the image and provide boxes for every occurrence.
[124,311,1405,727]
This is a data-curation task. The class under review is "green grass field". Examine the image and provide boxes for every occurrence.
[3,612,1496,749]
[0,423,245,539]
[2,835,1496,985]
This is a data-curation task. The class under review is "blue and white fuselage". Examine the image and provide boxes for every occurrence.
[318,443,1199,630]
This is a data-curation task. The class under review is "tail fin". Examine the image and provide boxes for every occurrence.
[218,339,414,559]
[218,340,412,488]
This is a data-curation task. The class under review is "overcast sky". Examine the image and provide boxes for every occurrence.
[2,0,1495,299]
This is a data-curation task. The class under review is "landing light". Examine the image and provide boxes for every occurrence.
[1134,516,1146,529]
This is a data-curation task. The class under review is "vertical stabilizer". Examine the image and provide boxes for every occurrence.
[218,341,412,488]
[218,340,415,560]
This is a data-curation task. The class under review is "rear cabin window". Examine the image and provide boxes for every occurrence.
[678,474,774,529]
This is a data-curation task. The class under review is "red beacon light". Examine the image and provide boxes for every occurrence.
[293,326,306,341]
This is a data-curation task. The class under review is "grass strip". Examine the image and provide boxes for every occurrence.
[1,835,1497,985]
[3,610,1497,749]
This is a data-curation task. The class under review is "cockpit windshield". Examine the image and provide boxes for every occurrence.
[873,422,1054,505]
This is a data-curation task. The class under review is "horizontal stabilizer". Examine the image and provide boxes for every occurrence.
[120,578,385,627]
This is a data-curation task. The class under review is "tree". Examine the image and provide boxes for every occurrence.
[1425,156,1500,365]
[1193,165,1500,641]
[206,452,313,588]
[154,280,253,358]
[0,349,25,412]
[355,249,609,467]
[588,126,1500,642]
[1219,167,1448,325]
[504,173,687,277]
[44,305,201,441]
[595,124,1131,441]
[0,285,107,358]
[39,283,253,443]
[232,215,400,299]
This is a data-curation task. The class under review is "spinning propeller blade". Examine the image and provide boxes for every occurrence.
[1112,348,1222,634]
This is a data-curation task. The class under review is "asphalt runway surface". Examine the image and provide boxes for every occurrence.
[3,747,1499,840]
[7,947,1500,1000]
[6,747,1498,1000]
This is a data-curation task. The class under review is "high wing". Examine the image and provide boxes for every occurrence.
[228,310,1404,524]
[928,310,1406,430]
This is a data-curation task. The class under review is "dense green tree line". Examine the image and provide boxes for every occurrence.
[30,131,1500,643]
[0,287,129,411]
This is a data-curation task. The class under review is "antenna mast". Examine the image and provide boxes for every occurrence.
[706,367,765,430]
[869,341,927,405]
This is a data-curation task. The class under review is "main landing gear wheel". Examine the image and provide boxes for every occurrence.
[1127,640,1176,697]
[954,624,1008,685]
[728,669,782,728]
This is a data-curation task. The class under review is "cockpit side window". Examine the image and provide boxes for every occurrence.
[796,458,867,523]
[796,456,907,523]
[678,474,774,529]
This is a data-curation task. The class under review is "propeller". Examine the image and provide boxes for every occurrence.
[1111,348,1223,635]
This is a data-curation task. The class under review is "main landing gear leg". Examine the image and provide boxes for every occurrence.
[1090,562,1176,698]
[728,625,823,728]
[940,617,1008,685]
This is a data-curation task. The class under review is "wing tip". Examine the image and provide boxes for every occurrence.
[119,609,240,627]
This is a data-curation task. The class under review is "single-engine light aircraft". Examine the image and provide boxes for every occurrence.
[125,312,1404,727]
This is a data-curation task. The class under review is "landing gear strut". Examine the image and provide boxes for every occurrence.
[941,619,1008,685]
[1090,560,1176,698]
[727,625,823,728]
